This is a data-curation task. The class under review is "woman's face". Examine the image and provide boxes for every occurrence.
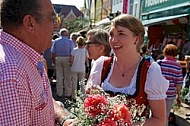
[86,35,103,60]
[109,25,139,56]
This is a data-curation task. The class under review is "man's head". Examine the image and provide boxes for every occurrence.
[59,28,68,37]
[70,32,78,42]
[0,0,58,53]
[154,38,162,47]
[163,44,178,57]
[1,0,43,30]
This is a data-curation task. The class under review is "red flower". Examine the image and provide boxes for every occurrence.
[96,118,116,126]
[108,103,131,124]
[84,94,107,117]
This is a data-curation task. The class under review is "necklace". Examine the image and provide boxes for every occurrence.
[115,61,138,77]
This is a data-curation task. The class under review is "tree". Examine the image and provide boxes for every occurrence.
[65,18,89,33]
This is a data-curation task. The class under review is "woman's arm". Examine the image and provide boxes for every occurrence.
[70,55,74,66]
[144,99,166,126]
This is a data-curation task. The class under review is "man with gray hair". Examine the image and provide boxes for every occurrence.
[51,28,73,99]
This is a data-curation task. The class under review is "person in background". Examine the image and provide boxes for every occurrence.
[184,56,190,100]
[0,0,69,125]
[86,14,169,126]
[184,56,190,119]
[70,32,78,48]
[168,41,175,45]
[70,36,89,99]
[51,28,73,99]
[157,44,183,126]
[86,29,111,61]
[44,34,59,83]
[85,29,112,78]
[140,44,154,63]
[149,38,164,61]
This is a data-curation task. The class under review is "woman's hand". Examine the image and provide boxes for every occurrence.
[53,99,69,124]
[63,118,79,126]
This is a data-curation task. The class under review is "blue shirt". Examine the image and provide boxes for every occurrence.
[51,36,73,56]
[43,47,53,69]
[71,41,77,49]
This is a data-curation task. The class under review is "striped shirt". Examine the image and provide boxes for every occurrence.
[0,31,54,125]
[157,57,183,99]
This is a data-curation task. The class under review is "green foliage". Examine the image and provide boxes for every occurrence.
[65,18,89,33]
[180,87,189,102]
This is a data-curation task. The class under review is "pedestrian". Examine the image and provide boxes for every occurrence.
[85,29,112,78]
[51,28,73,99]
[86,29,111,61]
[157,44,183,126]
[140,44,154,63]
[70,32,79,48]
[43,34,58,83]
[70,36,89,99]
[149,38,164,61]
[0,0,69,125]
[86,14,169,126]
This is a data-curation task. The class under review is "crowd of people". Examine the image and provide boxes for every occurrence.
[45,28,112,101]
[0,0,190,126]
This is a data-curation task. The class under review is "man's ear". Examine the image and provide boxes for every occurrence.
[23,15,36,33]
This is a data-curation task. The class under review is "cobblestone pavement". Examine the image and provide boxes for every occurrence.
[170,102,190,126]
[51,83,66,104]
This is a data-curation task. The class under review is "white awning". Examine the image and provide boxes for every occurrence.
[94,18,111,26]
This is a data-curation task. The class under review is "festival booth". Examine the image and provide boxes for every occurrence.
[141,0,190,74]
[141,0,190,52]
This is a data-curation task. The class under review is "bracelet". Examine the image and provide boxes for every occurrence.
[60,116,70,126]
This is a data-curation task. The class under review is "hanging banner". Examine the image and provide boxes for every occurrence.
[142,0,189,14]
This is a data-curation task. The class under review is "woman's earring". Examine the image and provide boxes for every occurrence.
[134,42,136,45]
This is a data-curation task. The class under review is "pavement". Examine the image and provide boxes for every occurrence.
[51,82,66,104]
[170,102,190,126]
[50,81,190,126]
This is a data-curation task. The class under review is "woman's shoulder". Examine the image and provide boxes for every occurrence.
[91,56,110,73]
[94,56,110,64]
[148,60,168,73]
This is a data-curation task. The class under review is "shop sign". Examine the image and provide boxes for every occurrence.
[142,6,190,20]
[142,0,189,13]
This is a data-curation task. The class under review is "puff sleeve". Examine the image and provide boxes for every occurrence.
[145,62,169,100]
[88,56,108,85]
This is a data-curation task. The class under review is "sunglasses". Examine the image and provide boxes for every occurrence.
[86,41,101,47]
[86,41,100,44]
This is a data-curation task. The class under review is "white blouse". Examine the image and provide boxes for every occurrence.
[88,56,169,100]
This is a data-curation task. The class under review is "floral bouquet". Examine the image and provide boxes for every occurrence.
[68,80,146,126]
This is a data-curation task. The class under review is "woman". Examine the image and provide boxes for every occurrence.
[86,29,111,60]
[70,36,89,99]
[85,29,112,78]
[87,14,169,125]
[63,29,112,126]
